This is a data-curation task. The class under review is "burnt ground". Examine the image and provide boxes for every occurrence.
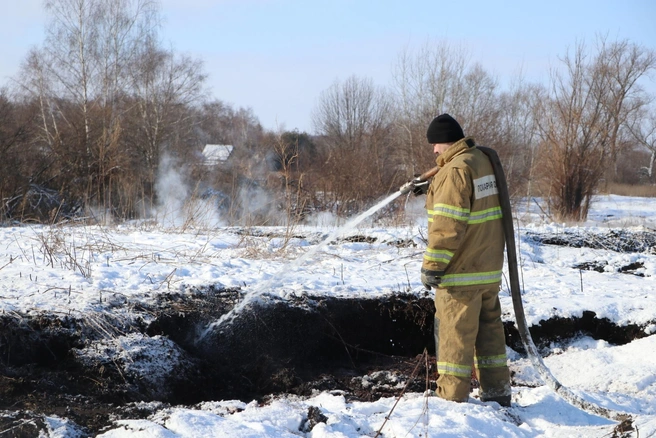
[0,286,652,437]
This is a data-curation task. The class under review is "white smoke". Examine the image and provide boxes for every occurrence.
[236,182,275,225]
[303,211,342,227]
[154,154,224,229]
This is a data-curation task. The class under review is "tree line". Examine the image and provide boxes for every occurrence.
[311,40,656,222]
[1,0,655,225]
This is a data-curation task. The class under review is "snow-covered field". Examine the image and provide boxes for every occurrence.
[2,194,656,437]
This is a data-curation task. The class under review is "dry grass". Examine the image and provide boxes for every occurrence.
[600,183,656,198]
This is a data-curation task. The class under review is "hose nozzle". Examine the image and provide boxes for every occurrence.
[399,165,440,194]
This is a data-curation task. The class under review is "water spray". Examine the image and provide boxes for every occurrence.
[197,189,408,341]
[198,173,443,340]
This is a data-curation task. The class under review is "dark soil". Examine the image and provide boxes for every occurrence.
[0,286,652,437]
[526,229,656,254]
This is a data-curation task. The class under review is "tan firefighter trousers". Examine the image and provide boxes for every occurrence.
[434,285,511,402]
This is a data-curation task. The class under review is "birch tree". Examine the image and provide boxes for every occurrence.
[15,0,208,219]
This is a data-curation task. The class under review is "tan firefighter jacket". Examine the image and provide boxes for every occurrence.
[421,137,505,291]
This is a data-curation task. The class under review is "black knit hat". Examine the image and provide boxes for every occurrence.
[426,114,464,144]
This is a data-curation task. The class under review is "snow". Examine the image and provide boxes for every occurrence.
[3,193,656,437]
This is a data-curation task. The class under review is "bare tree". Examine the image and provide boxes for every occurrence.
[535,38,656,221]
[93,0,159,215]
[128,42,207,178]
[0,89,31,213]
[452,63,500,136]
[493,78,545,199]
[312,76,390,151]
[390,40,471,174]
[196,100,264,149]
[595,38,656,165]
[14,0,160,211]
[628,108,656,183]
[12,0,209,221]
[311,75,397,213]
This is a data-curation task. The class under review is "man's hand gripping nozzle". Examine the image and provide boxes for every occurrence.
[399,165,440,195]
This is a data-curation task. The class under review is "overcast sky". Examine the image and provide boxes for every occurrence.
[1,0,655,133]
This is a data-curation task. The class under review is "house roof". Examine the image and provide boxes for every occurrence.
[201,144,233,165]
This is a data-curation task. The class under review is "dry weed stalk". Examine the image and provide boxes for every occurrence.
[34,227,93,278]
[374,348,428,438]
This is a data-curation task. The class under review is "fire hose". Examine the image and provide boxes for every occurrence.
[401,146,631,423]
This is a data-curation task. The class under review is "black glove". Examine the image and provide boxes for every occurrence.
[421,270,441,290]
[411,176,429,196]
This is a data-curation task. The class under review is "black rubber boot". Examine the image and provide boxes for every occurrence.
[481,395,511,407]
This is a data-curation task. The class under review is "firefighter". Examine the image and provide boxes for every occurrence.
[418,113,511,406]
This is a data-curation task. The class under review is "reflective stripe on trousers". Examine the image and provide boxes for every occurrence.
[433,286,510,402]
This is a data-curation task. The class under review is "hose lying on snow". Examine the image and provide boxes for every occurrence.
[478,146,632,423]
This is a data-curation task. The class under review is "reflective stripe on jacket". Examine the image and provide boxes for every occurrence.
[422,137,505,291]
